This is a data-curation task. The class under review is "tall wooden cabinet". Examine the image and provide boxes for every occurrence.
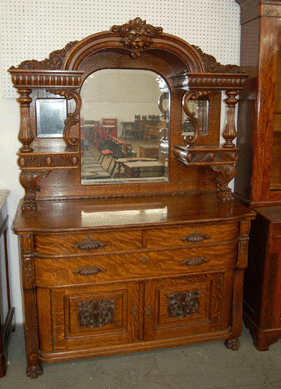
[9,17,255,378]
[235,0,281,350]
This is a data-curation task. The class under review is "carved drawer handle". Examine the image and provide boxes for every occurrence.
[73,265,107,275]
[181,231,210,243]
[139,256,150,262]
[74,237,106,250]
[180,257,210,266]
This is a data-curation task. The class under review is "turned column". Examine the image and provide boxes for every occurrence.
[222,91,239,148]
[17,89,34,153]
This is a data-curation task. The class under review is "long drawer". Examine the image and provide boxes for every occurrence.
[35,241,238,286]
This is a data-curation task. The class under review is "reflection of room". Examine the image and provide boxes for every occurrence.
[80,69,169,183]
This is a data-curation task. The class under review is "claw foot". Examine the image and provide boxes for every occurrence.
[224,338,240,351]
[26,363,43,378]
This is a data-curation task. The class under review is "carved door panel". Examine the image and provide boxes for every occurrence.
[144,272,233,342]
[38,281,140,352]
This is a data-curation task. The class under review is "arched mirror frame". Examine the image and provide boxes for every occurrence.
[9,18,248,211]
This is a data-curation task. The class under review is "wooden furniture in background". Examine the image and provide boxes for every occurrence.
[0,190,14,378]
[10,17,255,378]
[139,145,159,159]
[235,0,281,350]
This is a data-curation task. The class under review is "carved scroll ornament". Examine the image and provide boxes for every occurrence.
[111,17,163,59]
[166,290,201,319]
[76,299,115,328]
[182,91,210,146]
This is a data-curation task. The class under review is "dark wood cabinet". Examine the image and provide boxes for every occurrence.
[10,17,255,378]
[235,0,281,350]
[0,191,14,378]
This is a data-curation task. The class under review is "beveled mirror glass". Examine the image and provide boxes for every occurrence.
[80,69,170,185]
[182,99,209,138]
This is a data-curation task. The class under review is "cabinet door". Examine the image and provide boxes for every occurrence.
[144,272,233,342]
[37,281,140,353]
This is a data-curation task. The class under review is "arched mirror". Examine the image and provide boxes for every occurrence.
[80,69,170,184]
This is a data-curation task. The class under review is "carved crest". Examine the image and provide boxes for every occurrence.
[111,17,163,59]
[11,41,78,70]
[76,299,115,328]
[192,45,244,74]
[166,290,201,319]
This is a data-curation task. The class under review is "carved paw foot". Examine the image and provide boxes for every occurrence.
[224,338,240,351]
[26,363,43,378]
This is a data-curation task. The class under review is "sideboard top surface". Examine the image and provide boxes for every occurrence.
[13,193,256,234]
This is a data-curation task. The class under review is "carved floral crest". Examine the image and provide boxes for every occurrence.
[111,17,163,59]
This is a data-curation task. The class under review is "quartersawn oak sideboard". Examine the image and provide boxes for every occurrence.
[9,17,255,377]
[13,193,255,377]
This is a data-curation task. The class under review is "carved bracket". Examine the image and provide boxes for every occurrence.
[76,299,115,328]
[20,170,51,212]
[166,290,201,319]
[182,91,210,146]
[208,164,237,202]
[111,17,163,59]
[47,89,82,149]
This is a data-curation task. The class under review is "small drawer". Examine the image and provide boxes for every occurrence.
[35,241,237,287]
[147,223,239,248]
[34,229,142,255]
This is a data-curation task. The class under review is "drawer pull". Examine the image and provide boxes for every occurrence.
[133,306,137,316]
[139,256,149,262]
[74,237,106,250]
[73,265,107,275]
[181,232,210,243]
[180,257,210,266]
[146,306,151,316]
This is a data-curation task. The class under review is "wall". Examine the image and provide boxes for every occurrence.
[0,0,241,324]
[82,70,163,136]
